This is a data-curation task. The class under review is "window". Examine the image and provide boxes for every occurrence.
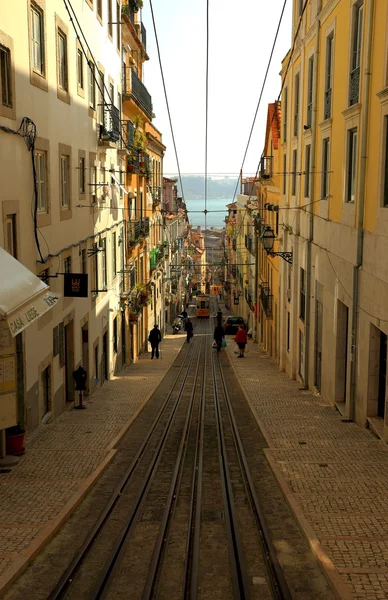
[90,166,97,203]
[383,117,388,207]
[300,268,306,321]
[116,1,121,51]
[117,91,121,113]
[31,4,44,75]
[304,145,311,197]
[94,344,99,382]
[97,0,102,18]
[81,248,87,274]
[99,70,104,123]
[79,157,85,194]
[0,45,12,107]
[113,317,117,353]
[294,72,300,136]
[346,129,358,202]
[322,138,330,199]
[101,238,107,288]
[299,330,305,379]
[283,87,288,141]
[58,30,68,91]
[350,2,363,106]
[108,0,113,37]
[112,231,117,277]
[287,312,291,352]
[60,155,70,208]
[64,256,72,273]
[324,34,334,119]
[306,57,313,129]
[91,244,99,294]
[298,0,303,15]
[35,150,47,212]
[110,82,114,104]
[89,61,95,109]
[292,149,297,196]
[120,226,125,269]
[5,214,17,258]
[77,49,83,88]
[283,154,287,194]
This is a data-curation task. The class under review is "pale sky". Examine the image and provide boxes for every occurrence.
[141,0,292,177]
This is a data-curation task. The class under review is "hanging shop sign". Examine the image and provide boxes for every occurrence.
[64,273,88,298]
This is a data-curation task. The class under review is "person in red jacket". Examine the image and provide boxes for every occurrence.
[234,323,248,358]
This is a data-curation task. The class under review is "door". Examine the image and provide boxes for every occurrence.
[335,301,349,403]
[64,321,75,403]
[121,314,126,367]
[102,332,108,382]
[82,325,89,395]
[41,365,51,420]
[378,332,387,418]
[315,300,323,392]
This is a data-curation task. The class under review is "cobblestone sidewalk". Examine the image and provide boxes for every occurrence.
[0,334,186,596]
[226,338,388,600]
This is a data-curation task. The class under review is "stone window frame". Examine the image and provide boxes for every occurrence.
[28,0,48,93]
[89,151,97,209]
[347,0,364,108]
[78,149,86,198]
[88,53,97,118]
[76,40,85,99]
[35,137,51,228]
[85,0,94,10]
[0,30,16,120]
[2,200,20,259]
[376,92,388,215]
[116,0,121,54]
[96,0,103,25]
[55,14,70,105]
[59,143,72,221]
[322,18,336,123]
[107,0,113,42]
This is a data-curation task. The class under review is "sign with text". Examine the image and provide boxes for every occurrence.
[6,292,60,337]
[64,273,88,298]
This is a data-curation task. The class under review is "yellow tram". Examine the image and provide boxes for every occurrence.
[196,294,210,318]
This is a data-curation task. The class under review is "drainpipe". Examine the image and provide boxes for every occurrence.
[349,0,374,421]
[304,15,321,387]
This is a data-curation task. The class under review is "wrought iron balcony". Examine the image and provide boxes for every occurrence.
[127,148,140,174]
[141,22,147,51]
[141,217,150,237]
[122,67,153,119]
[98,104,120,144]
[306,102,312,129]
[128,220,141,245]
[324,88,332,120]
[260,156,272,179]
[349,66,360,106]
[259,283,273,317]
[121,119,135,152]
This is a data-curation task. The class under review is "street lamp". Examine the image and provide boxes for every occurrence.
[260,226,293,264]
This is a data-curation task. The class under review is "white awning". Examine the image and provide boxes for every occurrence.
[0,248,60,337]
[110,173,128,194]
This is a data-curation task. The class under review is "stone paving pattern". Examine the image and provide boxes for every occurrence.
[226,338,388,599]
[0,333,185,589]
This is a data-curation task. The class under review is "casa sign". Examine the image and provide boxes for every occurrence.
[7,292,60,337]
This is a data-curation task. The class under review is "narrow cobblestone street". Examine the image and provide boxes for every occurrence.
[0,334,186,596]
[226,335,388,600]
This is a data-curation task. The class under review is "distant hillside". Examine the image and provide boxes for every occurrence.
[176,176,238,200]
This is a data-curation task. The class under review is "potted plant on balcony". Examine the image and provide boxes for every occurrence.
[6,423,26,456]
[130,0,143,12]
[128,236,136,247]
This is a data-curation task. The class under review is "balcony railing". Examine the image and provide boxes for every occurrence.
[98,104,120,143]
[128,220,141,245]
[324,88,332,120]
[306,102,312,129]
[122,67,153,119]
[260,156,272,179]
[141,22,147,50]
[349,66,360,106]
[259,283,273,317]
[142,217,150,237]
[121,119,135,152]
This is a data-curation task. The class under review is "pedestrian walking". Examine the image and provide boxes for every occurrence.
[186,318,194,343]
[148,324,162,359]
[181,308,188,330]
[216,309,223,326]
[234,323,248,358]
[213,323,225,351]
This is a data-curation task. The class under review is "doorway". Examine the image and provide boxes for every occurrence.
[335,301,349,404]
[64,320,75,403]
[102,331,108,382]
[315,299,323,392]
[378,332,387,418]
[82,324,89,395]
[121,314,126,367]
[41,365,51,420]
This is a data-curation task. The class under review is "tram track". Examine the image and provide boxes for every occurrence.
[47,311,296,599]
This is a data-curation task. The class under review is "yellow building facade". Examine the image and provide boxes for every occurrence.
[278,0,388,436]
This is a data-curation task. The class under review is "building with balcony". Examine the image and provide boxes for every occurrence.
[277,0,388,438]
[0,0,124,435]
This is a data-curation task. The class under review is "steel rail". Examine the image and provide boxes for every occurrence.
[183,323,208,599]
[48,343,195,600]
[216,352,293,600]
[89,341,199,599]
[141,332,206,599]
[211,321,251,599]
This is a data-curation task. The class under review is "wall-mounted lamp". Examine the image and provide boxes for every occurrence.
[260,226,293,264]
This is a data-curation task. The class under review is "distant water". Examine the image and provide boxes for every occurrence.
[186,198,232,230]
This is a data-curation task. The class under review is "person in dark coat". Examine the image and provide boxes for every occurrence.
[216,310,223,326]
[148,324,162,359]
[185,318,194,343]
[180,308,188,330]
[214,324,225,351]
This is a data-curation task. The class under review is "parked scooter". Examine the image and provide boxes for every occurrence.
[172,317,183,334]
